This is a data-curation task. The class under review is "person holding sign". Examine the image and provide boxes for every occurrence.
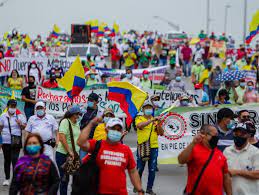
[178,124,232,195]
[135,101,164,195]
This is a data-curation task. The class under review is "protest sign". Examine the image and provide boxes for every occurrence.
[158,104,259,164]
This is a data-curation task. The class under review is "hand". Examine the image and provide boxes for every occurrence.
[122,131,128,137]
[192,134,205,145]
[189,96,193,102]
[68,151,74,160]
[16,119,22,126]
[152,116,160,122]
[229,169,240,177]
[138,192,144,195]
[91,117,103,125]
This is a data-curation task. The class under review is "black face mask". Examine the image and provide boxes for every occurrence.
[209,136,219,149]
[28,82,34,87]
[233,136,247,148]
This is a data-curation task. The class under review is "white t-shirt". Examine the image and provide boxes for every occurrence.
[122,76,141,88]
[25,114,58,142]
[194,48,205,62]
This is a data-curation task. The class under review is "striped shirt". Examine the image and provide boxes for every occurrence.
[215,124,234,152]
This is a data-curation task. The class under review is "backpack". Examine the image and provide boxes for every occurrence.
[71,140,102,195]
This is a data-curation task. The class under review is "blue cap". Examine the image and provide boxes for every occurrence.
[68,105,81,115]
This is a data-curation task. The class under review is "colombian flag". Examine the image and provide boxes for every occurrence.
[24,35,32,45]
[107,81,147,127]
[246,10,259,44]
[58,56,85,99]
[51,24,61,39]
[91,20,99,33]
[97,23,105,37]
[104,23,110,32]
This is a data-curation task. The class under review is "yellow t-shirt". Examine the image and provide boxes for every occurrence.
[8,77,23,89]
[241,65,252,71]
[135,116,158,148]
[93,123,107,141]
[124,52,137,67]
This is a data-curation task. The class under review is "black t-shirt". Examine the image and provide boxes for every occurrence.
[21,86,36,108]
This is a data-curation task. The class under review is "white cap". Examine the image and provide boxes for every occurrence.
[106,118,124,128]
[142,100,153,108]
[226,59,232,65]
[35,101,45,108]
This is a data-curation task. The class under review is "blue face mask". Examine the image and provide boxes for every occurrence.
[107,130,122,142]
[87,101,94,108]
[144,109,153,116]
[227,120,235,130]
[180,100,189,107]
[103,117,111,124]
[240,82,246,87]
[26,145,41,155]
[248,86,254,91]
[126,73,132,79]
[176,76,181,82]
[90,74,95,79]
[143,74,149,79]
[36,109,45,117]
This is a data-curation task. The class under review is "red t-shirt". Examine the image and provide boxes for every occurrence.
[42,80,58,88]
[88,140,136,195]
[181,46,192,61]
[186,144,228,195]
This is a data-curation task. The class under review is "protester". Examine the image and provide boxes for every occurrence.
[21,76,37,120]
[56,106,81,195]
[0,99,26,186]
[25,101,58,161]
[167,74,186,91]
[9,133,60,195]
[191,58,205,84]
[233,78,246,104]
[237,109,250,123]
[110,44,120,69]
[100,73,109,84]
[224,58,238,72]
[178,124,232,195]
[77,117,145,195]
[171,95,197,107]
[244,120,259,148]
[214,89,231,105]
[27,61,42,85]
[86,70,98,87]
[19,42,30,57]
[123,48,137,69]
[7,70,23,90]
[42,74,59,88]
[217,81,236,103]
[165,58,181,82]
[193,43,204,62]
[122,68,141,88]
[193,83,210,106]
[181,42,192,77]
[243,81,259,103]
[93,108,115,141]
[135,101,164,195]
[208,66,222,105]
[141,70,152,90]
[215,108,235,151]
[223,123,259,195]
[199,61,213,94]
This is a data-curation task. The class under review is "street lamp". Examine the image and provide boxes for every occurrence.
[153,16,180,31]
[224,4,231,34]
[243,0,247,43]
[206,0,210,34]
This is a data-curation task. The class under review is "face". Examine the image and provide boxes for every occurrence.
[28,77,35,84]
[12,71,18,78]
[204,127,218,144]
[239,111,250,122]
[27,136,40,147]
[143,105,153,116]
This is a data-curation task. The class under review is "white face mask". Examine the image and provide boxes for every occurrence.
[8,108,16,115]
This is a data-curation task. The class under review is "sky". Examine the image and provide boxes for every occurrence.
[0,0,258,43]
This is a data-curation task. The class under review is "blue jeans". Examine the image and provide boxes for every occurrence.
[159,58,167,66]
[203,84,209,95]
[209,88,219,105]
[56,152,69,195]
[183,60,191,77]
[137,148,158,190]
[24,106,34,120]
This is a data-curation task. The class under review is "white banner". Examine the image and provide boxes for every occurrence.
[158,104,259,164]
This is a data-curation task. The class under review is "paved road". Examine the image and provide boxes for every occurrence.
[0,131,187,195]
[0,77,192,194]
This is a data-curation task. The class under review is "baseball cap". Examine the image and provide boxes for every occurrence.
[143,70,149,74]
[87,93,99,102]
[194,83,203,90]
[181,95,189,101]
[35,101,45,108]
[233,123,250,133]
[142,100,153,108]
[7,99,17,106]
[68,105,81,115]
[106,118,124,128]
[226,59,232,66]
[103,108,115,116]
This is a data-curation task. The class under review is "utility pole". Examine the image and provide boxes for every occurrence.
[206,0,210,35]
[224,5,231,34]
[243,0,247,43]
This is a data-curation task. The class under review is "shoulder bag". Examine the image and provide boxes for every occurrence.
[183,149,215,195]
[137,122,154,161]
[61,119,81,175]
[7,116,22,149]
